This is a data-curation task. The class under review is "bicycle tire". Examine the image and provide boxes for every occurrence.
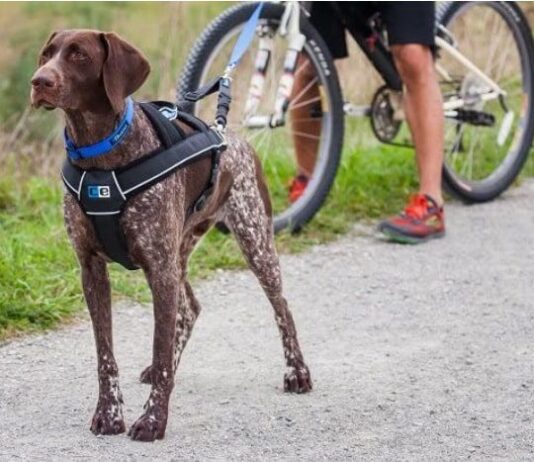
[437,1,534,202]
[177,2,344,233]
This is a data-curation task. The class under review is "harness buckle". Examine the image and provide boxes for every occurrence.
[212,124,228,147]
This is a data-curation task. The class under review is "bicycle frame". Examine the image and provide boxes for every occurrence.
[244,0,511,139]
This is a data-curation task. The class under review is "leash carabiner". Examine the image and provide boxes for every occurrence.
[215,2,264,132]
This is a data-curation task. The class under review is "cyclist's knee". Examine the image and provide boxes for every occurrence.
[391,44,433,87]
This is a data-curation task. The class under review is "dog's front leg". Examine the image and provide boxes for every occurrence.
[80,255,126,435]
[129,265,179,442]
[140,279,202,382]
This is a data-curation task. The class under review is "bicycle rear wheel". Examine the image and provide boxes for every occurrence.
[177,2,344,232]
[437,1,534,202]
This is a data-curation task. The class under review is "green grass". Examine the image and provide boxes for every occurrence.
[0,178,80,337]
[3,118,534,341]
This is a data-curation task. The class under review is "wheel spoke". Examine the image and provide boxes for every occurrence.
[287,130,321,141]
[246,126,269,143]
[294,57,311,78]
[290,76,319,108]
[289,96,322,111]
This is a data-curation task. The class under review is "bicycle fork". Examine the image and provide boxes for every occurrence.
[244,1,306,129]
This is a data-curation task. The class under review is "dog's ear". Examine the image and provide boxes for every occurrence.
[99,32,150,113]
[38,31,58,65]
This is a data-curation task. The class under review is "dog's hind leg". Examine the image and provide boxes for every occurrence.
[222,161,312,394]
[173,279,202,369]
[80,255,126,435]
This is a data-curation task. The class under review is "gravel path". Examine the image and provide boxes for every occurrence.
[1,182,534,461]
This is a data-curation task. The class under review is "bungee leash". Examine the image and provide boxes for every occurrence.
[181,2,265,132]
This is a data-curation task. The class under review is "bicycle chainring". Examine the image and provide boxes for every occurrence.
[370,85,403,143]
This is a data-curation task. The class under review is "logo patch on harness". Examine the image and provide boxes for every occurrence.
[88,185,111,199]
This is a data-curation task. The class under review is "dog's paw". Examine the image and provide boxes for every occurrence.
[284,365,312,394]
[139,365,152,384]
[90,406,126,436]
[128,412,167,442]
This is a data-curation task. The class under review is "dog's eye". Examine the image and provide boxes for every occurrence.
[39,46,54,65]
[66,44,89,63]
[70,50,88,62]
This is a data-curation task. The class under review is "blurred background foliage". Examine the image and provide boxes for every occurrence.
[0,1,231,175]
[2,1,534,176]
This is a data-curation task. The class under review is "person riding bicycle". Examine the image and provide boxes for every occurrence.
[290,2,445,243]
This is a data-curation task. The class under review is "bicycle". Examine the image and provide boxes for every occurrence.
[178,1,534,233]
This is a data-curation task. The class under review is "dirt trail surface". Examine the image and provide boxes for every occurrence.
[2,182,534,461]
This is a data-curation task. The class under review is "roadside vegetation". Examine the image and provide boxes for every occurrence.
[1,2,534,339]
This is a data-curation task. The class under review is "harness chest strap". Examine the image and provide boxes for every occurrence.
[61,102,226,270]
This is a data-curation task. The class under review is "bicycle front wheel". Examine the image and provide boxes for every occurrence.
[437,1,534,202]
[177,2,344,232]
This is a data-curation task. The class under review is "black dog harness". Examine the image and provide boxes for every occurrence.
[61,101,226,270]
[59,3,264,271]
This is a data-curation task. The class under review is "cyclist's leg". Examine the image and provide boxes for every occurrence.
[391,43,444,205]
[377,2,445,243]
[291,55,320,178]
[383,1,444,205]
[290,3,348,200]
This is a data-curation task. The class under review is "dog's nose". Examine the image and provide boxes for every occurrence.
[31,74,55,89]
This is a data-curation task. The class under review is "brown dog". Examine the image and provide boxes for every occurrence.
[30,29,311,442]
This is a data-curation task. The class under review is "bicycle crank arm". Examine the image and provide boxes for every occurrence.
[443,91,501,112]
[344,103,371,118]
[444,109,495,127]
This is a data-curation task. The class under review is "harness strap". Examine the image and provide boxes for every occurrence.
[140,101,222,214]
[182,76,222,103]
[180,76,232,129]
[92,215,137,269]
[62,129,224,202]
[117,129,224,196]
[192,147,222,213]
[175,110,210,132]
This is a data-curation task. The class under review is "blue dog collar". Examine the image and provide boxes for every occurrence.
[64,98,134,160]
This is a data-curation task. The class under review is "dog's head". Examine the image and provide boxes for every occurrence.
[30,29,150,114]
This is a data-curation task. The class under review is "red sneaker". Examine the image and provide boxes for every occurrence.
[378,194,445,244]
[288,175,309,203]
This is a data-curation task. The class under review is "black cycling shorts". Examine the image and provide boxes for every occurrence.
[308,1,436,59]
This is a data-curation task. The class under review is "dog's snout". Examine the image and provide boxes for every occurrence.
[30,64,61,108]
[31,73,55,89]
